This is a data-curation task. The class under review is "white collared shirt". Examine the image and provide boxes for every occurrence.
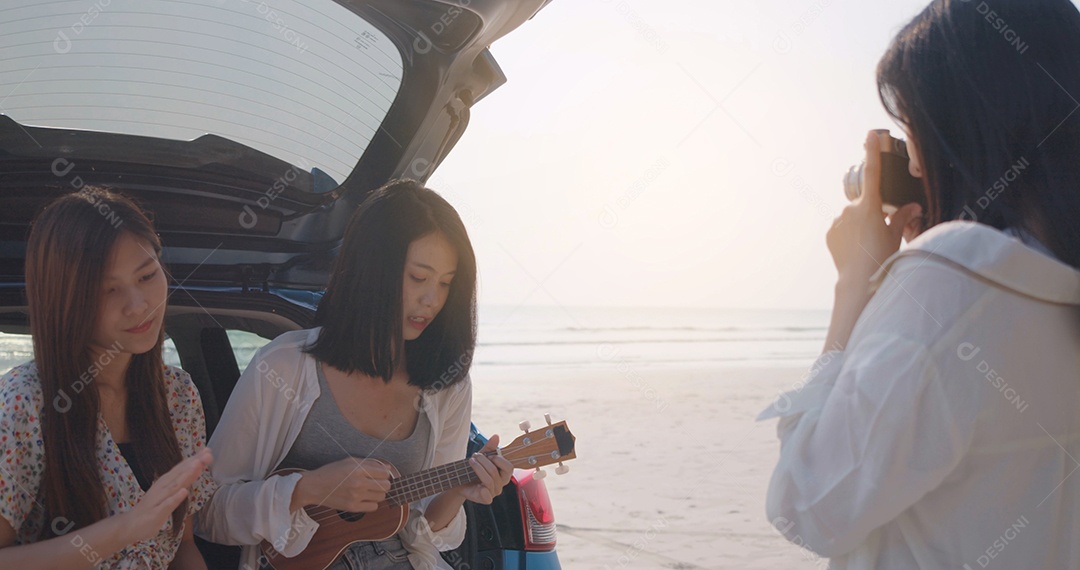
[759,221,1080,569]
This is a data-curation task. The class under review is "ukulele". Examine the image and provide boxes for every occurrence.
[260,417,576,570]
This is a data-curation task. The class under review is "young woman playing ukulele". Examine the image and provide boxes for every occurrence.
[197,180,513,570]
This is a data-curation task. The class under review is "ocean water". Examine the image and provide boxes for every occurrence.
[474,305,828,370]
[0,306,829,375]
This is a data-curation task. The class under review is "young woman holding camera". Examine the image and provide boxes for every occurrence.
[761,1,1080,567]
[0,188,216,568]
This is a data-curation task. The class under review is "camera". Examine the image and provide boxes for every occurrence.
[843,129,925,214]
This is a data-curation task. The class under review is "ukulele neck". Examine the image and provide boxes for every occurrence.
[384,452,494,506]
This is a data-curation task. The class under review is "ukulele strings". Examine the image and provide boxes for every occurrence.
[303,459,481,526]
[300,440,554,527]
[305,454,530,526]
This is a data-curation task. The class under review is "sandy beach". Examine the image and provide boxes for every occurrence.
[470,363,827,570]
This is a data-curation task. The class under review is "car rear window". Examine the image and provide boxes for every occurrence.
[0,0,404,185]
[1,332,183,374]
[227,329,271,371]
[0,331,33,375]
[1,331,266,376]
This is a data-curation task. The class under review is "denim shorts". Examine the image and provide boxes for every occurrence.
[330,538,414,570]
[260,538,413,570]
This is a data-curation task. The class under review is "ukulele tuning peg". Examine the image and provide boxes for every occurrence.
[544,413,553,425]
[519,420,531,433]
[556,462,569,475]
[534,467,547,480]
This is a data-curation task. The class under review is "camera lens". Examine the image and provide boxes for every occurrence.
[843,163,865,202]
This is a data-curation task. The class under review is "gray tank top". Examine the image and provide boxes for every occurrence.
[278,363,431,478]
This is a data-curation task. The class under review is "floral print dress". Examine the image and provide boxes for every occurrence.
[0,361,217,568]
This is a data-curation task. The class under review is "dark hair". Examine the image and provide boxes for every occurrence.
[877,0,1080,270]
[25,187,187,538]
[305,179,477,390]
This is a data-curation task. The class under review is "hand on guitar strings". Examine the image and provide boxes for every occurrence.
[292,457,394,513]
[453,434,514,504]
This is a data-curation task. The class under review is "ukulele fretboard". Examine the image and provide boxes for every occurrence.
[384,453,494,505]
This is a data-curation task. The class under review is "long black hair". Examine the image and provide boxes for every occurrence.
[877,0,1080,271]
[26,187,187,537]
[304,179,477,390]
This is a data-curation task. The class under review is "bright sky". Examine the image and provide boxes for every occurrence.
[431,0,944,311]
[3,0,1032,312]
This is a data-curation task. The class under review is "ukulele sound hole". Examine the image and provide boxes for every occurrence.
[338,511,366,522]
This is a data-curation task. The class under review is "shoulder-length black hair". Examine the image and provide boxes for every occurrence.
[304,179,477,390]
[26,186,186,537]
[877,0,1080,270]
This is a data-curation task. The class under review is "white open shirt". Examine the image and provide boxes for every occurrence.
[759,221,1080,569]
[195,327,472,570]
